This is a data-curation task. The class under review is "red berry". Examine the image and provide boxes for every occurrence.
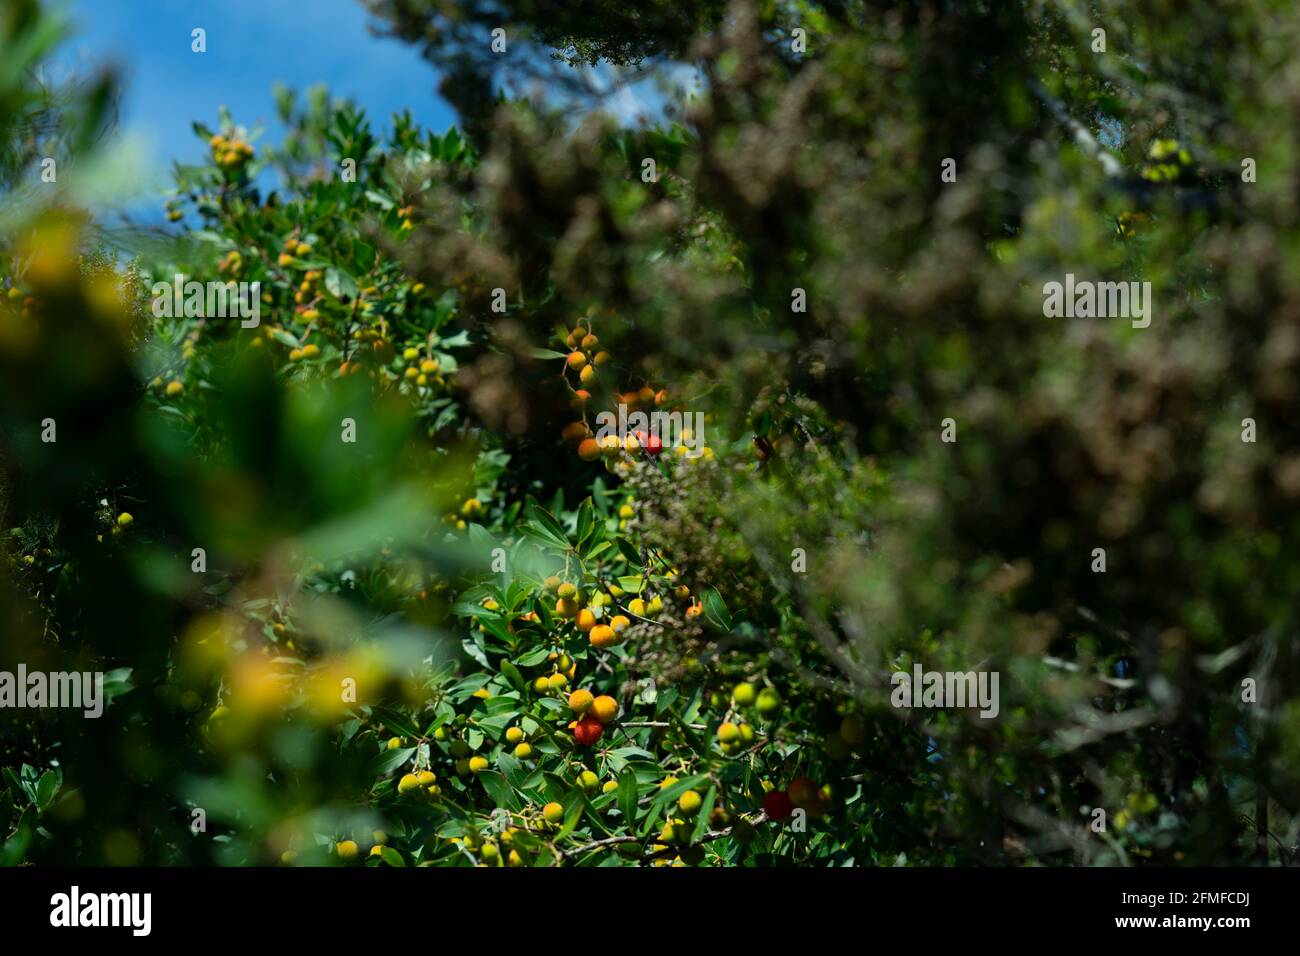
[644,432,662,456]
[763,790,794,821]
[573,714,604,746]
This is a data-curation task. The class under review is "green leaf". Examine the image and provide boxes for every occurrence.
[514,646,552,666]
[702,587,733,631]
[325,266,359,300]
[34,771,58,810]
[691,785,718,842]
[369,746,416,777]
[499,659,526,693]
[526,501,569,548]
[576,497,595,547]
[378,846,406,867]
[477,770,520,810]
[617,767,640,825]
[372,706,421,741]
[556,791,585,840]
[616,537,641,566]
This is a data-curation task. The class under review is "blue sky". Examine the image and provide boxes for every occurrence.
[50,0,695,222]
[53,0,457,213]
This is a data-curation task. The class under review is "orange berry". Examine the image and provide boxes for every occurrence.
[562,421,590,442]
[589,624,618,648]
[566,351,587,370]
[590,695,618,724]
[568,689,594,714]
[577,438,601,461]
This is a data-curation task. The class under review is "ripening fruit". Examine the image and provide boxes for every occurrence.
[580,334,598,349]
[787,776,818,809]
[562,421,589,442]
[468,756,490,773]
[738,723,755,743]
[532,676,551,693]
[571,388,592,407]
[480,842,500,864]
[575,608,596,632]
[717,722,741,744]
[577,770,600,793]
[513,743,534,760]
[628,598,646,616]
[505,727,525,744]
[589,624,617,648]
[301,343,320,359]
[420,358,439,374]
[590,695,618,724]
[579,365,595,384]
[398,773,422,795]
[543,575,562,593]
[610,615,631,634]
[416,770,436,786]
[577,437,600,461]
[573,714,604,746]
[568,689,594,714]
[593,350,611,366]
[566,351,587,370]
[756,688,782,716]
[762,790,794,821]
[165,380,184,397]
[660,776,679,790]
[449,740,470,758]
[678,790,703,816]
[685,602,703,620]
[602,779,619,794]
[542,802,565,825]
[557,582,577,599]
[547,672,568,690]
[116,512,134,528]
[555,597,579,619]
[839,715,867,745]
[336,840,360,859]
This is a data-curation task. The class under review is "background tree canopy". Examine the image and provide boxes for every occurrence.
[1,0,1298,866]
